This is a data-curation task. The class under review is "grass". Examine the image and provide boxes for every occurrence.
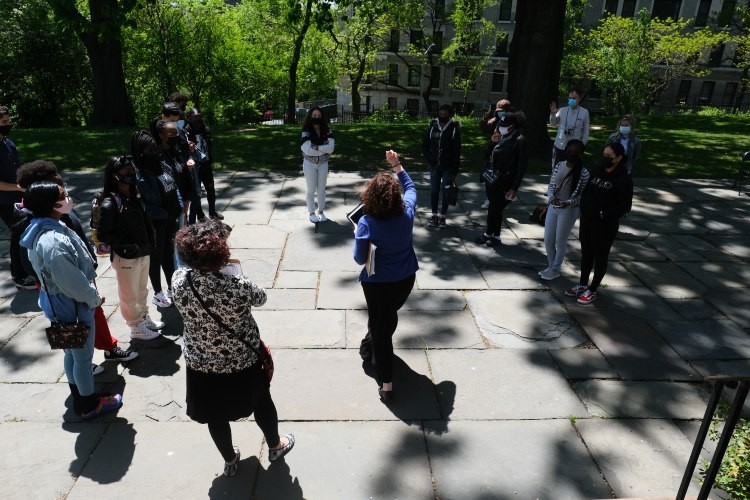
[10,114,750,178]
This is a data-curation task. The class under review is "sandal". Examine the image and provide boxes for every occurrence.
[223,446,240,477]
[269,433,295,462]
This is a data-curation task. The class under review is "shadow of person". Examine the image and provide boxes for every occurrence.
[7,288,42,314]
[126,336,183,378]
[64,419,136,484]
[361,354,456,436]
[207,456,307,500]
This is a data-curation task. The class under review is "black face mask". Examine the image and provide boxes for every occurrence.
[600,157,614,169]
[311,117,323,126]
[566,153,581,165]
[166,136,179,148]
[141,153,160,171]
[0,125,11,137]
[438,116,449,124]
[117,174,136,185]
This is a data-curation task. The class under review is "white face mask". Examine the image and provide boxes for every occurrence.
[55,196,74,215]
[497,126,510,136]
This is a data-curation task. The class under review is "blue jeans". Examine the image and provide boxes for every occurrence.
[430,169,452,215]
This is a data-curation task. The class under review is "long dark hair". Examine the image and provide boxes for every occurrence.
[563,139,585,189]
[302,106,330,136]
[131,130,156,168]
[101,156,135,198]
[24,181,61,218]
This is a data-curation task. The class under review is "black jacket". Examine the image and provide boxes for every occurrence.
[97,192,155,259]
[422,119,461,175]
[580,164,634,221]
[488,130,528,192]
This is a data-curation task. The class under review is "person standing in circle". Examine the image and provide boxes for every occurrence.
[422,104,461,228]
[549,87,590,166]
[605,115,641,175]
[301,107,335,223]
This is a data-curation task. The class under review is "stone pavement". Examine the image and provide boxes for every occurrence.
[1,170,749,500]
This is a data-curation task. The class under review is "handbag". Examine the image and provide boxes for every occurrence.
[444,183,459,206]
[529,203,548,226]
[39,276,89,350]
[186,271,274,382]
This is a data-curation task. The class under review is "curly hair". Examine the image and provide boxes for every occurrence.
[175,220,231,272]
[17,160,60,189]
[360,172,404,220]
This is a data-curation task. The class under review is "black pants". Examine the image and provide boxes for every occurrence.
[361,273,416,385]
[578,214,620,292]
[0,204,27,280]
[206,367,281,462]
[189,162,217,221]
[485,185,512,236]
[149,218,177,293]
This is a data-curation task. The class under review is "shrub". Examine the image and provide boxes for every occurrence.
[700,401,750,498]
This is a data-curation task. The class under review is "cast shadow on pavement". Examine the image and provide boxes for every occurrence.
[64,419,136,485]
[207,456,306,500]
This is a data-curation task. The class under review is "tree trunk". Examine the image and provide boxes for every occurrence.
[287,0,314,124]
[507,0,566,160]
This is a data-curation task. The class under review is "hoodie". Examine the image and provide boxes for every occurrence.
[20,218,101,321]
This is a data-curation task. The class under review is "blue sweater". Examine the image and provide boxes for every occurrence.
[353,170,419,282]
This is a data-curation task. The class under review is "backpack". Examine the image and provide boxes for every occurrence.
[90,192,122,256]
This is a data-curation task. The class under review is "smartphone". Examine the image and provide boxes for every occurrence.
[346,203,365,225]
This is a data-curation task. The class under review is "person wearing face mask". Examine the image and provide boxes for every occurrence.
[20,181,123,419]
[549,87,590,166]
[539,139,590,281]
[422,104,461,228]
[96,155,162,341]
[301,106,335,223]
[479,100,513,209]
[605,115,641,175]
[185,108,222,221]
[566,142,633,305]
[156,103,197,227]
[132,130,183,309]
[0,105,35,289]
[476,112,528,247]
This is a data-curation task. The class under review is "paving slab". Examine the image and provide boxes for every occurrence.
[67,421,261,499]
[228,247,282,288]
[427,349,588,419]
[592,285,683,321]
[478,264,549,290]
[0,422,107,500]
[280,230,361,272]
[704,287,750,329]
[466,290,588,349]
[567,306,699,381]
[702,235,750,259]
[274,270,318,289]
[316,271,366,309]
[271,349,441,421]
[428,420,612,500]
[254,310,345,348]
[0,315,32,344]
[577,418,702,497]
[548,348,619,380]
[0,382,80,422]
[643,233,707,262]
[663,298,725,321]
[650,319,750,360]
[116,369,188,423]
[0,315,65,383]
[263,288,317,309]
[227,224,288,248]
[636,217,713,235]
[0,289,43,317]
[574,380,708,418]
[345,309,485,349]
[678,261,750,289]
[415,251,488,289]
[255,421,434,499]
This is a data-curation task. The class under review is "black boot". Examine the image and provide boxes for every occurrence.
[79,393,99,417]
[68,384,82,414]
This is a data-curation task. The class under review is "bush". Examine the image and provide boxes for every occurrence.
[700,401,750,498]
[365,107,417,124]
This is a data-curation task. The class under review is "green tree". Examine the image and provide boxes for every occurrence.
[721,4,750,110]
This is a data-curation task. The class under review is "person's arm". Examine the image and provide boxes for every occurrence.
[618,175,634,216]
[510,136,529,193]
[631,137,641,166]
[240,278,267,307]
[353,218,371,266]
[317,134,335,154]
[547,163,559,203]
[46,241,102,309]
[422,124,432,161]
[301,131,325,156]
[96,197,121,245]
[549,105,561,126]
[566,167,590,207]
[580,109,590,145]
[450,123,461,176]
[137,175,168,220]
[0,181,23,192]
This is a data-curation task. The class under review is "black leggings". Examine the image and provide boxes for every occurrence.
[206,374,281,462]
[361,273,416,385]
[149,218,177,293]
[485,185,512,236]
[578,215,619,292]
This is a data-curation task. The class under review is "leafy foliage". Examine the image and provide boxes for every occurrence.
[700,402,750,498]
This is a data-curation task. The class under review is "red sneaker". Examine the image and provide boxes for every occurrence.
[577,289,598,305]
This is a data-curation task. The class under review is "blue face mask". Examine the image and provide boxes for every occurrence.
[568,98,577,108]
[495,110,506,121]
[619,126,631,135]
[175,119,185,131]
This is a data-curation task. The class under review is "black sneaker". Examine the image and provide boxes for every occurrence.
[438,216,447,228]
[475,234,490,245]
[427,215,439,228]
[104,347,139,362]
[14,277,37,290]
[210,212,224,220]
[485,236,501,247]
[197,212,207,222]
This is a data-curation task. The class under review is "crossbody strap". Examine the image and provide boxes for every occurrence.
[186,271,259,355]
[36,229,79,323]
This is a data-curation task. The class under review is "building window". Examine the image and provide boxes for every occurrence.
[410,30,424,47]
[708,44,725,66]
[491,70,506,93]
[433,32,444,54]
[694,0,711,27]
[495,35,509,57]
[676,79,691,104]
[430,66,441,89]
[498,0,512,21]
[428,100,439,113]
[604,0,618,14]
[652,0,682,20]
[698,81,715,104]
[389,30,400,53]
[722,82,738,105]
[435,0,446,19]
[408,67,421,87]
[387,97,398,110]
[388,64,399,85]
[621,0,637,17]
[406,98,420,115]
[717,0,736,26]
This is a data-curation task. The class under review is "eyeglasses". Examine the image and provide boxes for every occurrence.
[113,155,134,170]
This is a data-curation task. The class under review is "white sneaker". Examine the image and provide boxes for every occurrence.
[130,322,160,341]
[152,291,172,308]
[308,212,319,223]
[540,268,561,281]
[538,266,551,276]
[318,212,328,222]
[481,199,490,209]
[142,314,165,330]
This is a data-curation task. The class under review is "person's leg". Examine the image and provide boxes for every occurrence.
[201,162,218,216]
[93,306,118,351]
[543,204,560,268]
[578,215,594,286]
[67,315,96,397]
[362,281,390,384]
[112,254,143,328]
[487,194,511,237]
[589,220,620,292]
[0,205,27,281]
[136,255,151,320]
[429,169,441,215]
[252,385,282,449]
[149,221,166,293]
[206,420,237,462]
[317,162,328,214]
[551,206,580,272]
[440,174,451,216]
[188,165,202,224]
[162,218,178,290]
[302,161,317,214]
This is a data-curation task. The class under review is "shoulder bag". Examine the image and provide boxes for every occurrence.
[186,271,274,382]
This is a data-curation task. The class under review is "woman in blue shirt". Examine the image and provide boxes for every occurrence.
[353,150,418,403]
